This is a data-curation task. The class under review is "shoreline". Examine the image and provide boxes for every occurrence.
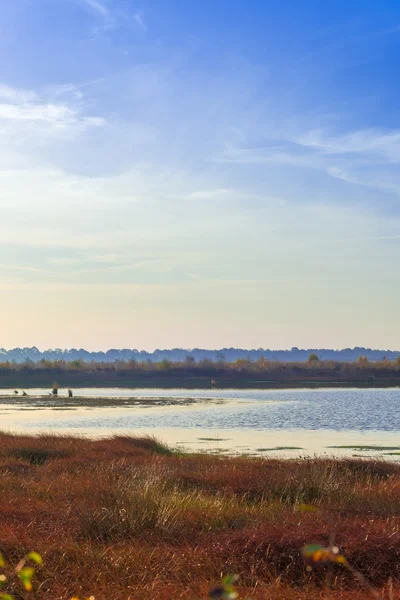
[1,364,400,391]
[1,383,400,390]
[1,381,400,391]
[1,389,400,460]
[1,423,400,461]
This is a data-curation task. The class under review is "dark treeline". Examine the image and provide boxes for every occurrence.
[0,346,400,364]
[1,355,400,388]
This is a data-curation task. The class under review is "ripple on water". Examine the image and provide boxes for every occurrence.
[0,387,397,433]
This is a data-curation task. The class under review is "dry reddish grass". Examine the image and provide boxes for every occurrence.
[0,433,400,599]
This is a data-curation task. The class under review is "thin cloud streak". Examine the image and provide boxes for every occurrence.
[0,264,47,273]
[216,122,400,197]
[294,128,400,162]
[80,0,109,18]
[72,0,116,34]
[134,11,147,31]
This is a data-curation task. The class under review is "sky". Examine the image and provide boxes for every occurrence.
[0,0,400,350]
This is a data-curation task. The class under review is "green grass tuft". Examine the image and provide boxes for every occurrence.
[112,435,173,455]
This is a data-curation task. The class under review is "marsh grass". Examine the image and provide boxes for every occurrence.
[111,434,173,456]
[0,433,400,598]
[7,447,70,465]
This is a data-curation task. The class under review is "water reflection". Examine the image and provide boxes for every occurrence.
[0,387,400,456]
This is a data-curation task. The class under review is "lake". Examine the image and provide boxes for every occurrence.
[1,387,400,457]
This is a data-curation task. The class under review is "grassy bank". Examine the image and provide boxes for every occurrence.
[1,358,400,389]
[0,434,400,598]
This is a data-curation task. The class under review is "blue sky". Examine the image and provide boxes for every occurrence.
[0,0,400,350]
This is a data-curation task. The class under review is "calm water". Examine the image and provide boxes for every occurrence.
[1,387,400,456]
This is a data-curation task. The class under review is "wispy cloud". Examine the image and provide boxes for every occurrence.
[46,257,81,266]
[0,264,47,273]
[44,79,105,102]
[79,0,110,19]
[0,85,38,104]
[73,0,145,34]
[0,103,72,123]
[293,128,400,162]
[216,122,400,197]
[186,188,233,200]
[72,0,115,33]
[0,83,105,139]
[134,11,147,31]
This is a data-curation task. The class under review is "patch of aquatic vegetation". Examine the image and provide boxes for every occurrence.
[352,454,371,458]
[198,437,231,441]
[257,446,303,452]
[327,445,400,451]
[192,448,234,456]
[0,394,222,409]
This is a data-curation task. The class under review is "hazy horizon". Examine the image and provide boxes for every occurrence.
[1,1,400,349]
[1,345,399,356]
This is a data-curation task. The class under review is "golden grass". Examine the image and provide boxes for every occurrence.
[0,433,400,598]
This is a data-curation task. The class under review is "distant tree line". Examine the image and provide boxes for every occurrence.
[0,346,400,364]
[1,354,400,388]
[0,354,400,372]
